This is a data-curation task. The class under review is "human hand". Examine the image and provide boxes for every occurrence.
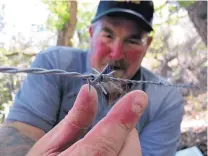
[118,128,141,156]
[27,84,147,156]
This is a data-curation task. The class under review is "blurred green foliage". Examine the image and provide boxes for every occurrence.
[178,0,196,8]
[74,2,97,49]
[43,0,70,31]
[0,48,35,122]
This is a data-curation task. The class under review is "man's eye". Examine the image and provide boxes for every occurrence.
[128,39,142,45]
[103,33,113,39]
[104,34,113,39]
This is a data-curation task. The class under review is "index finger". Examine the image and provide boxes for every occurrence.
[27,84,98,155]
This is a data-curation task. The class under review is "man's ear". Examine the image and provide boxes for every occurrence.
[89,25,93,38]
[146,36,153,47]
[143,36,153,58]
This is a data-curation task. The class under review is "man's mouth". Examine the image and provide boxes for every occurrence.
[103,60,128,75]
[110,66,123,71]
[103,65,124,74]
[109,65,126,77]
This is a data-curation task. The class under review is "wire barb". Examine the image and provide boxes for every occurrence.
[0,66,193,91]
[91,64,110,94]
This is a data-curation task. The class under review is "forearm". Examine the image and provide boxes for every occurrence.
[0,125,36,156]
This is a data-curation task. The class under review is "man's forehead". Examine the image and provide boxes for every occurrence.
[100,16,145,33]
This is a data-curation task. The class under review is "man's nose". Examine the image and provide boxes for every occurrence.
[109,40,125,60]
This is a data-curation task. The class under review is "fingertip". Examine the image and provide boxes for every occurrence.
[77,84,98,108]
[129,90,148,115]
[81,84,97,99]
[132,90,148,105]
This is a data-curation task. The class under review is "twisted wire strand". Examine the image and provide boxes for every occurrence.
[108,77,191,88]
[0,67,192,88]
[0,67,93,79]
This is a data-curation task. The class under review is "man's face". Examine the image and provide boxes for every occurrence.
[89,16,152,79]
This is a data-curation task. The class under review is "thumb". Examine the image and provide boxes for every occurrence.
[118,129,142,156]
[27,84,98,155]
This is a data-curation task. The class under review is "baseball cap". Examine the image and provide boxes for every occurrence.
[91,0,154,32]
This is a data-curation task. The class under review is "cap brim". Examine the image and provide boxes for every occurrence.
[91,8,153,32]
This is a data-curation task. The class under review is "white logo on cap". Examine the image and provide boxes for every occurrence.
[116,0,140,4]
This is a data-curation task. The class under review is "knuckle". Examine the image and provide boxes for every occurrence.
[117,118,133,133]
[76,144,116,156]
[92,136,119,156]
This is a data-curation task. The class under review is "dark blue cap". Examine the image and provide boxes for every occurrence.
[92,0,154,32]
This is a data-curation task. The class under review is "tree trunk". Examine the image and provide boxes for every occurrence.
[57,1,77,46]
[186,1,207,45]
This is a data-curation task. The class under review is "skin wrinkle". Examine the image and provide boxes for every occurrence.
[65,85,98,129]
[38,119,87,155]
[69,144,115,156]
[66,134,119,156]
[94,118,138,155]
[105,90,147,127]
[85,137,119,156]
[64,116,88,130]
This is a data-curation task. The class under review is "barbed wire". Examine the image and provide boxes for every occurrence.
[0,66,192,93]
[0,67,93,79]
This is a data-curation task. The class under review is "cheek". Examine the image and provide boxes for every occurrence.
[93,38,110,59]
[126,49,145,73]
[91,38,110,68]
[126,50,144,65]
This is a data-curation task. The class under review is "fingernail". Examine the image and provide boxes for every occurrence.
[132,96,142,114]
